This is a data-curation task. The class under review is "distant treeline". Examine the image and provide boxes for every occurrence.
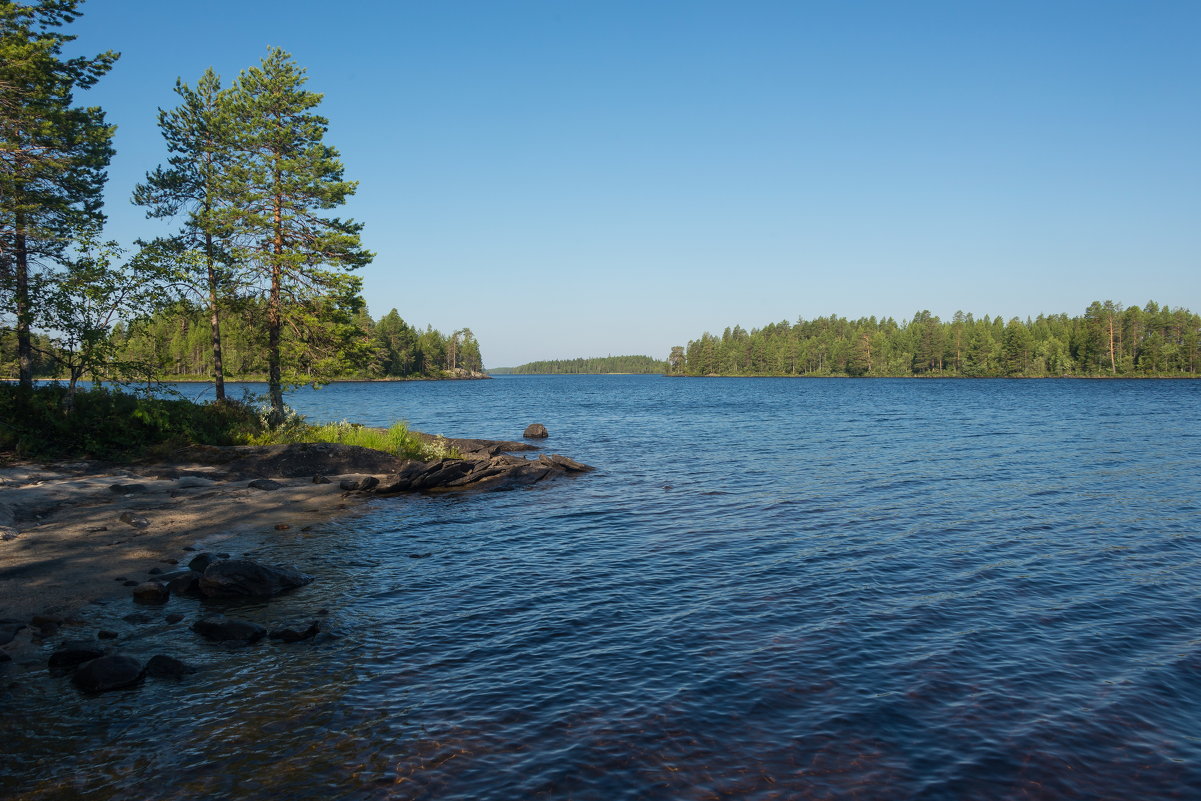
[492,355,668,375]
[671,301,1200,378]
[1,303,483,381]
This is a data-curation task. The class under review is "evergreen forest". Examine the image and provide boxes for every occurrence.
[0,2,483,426]
[491,355,667,375]
[671,302,1200,378]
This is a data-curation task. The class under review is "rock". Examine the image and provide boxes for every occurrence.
[0,651,10,663]
[72,654,144,692]
[31,613,64,627]
[98,630,118,640]
[48,641,105,669]
[175,476,216,489]
[0,527,19,541]
[192,615,267,644]
[0,620,26,646]
[199,559,313,599]
[122,580,139,587]
[523,423,549,439]
[145,654,196,679]
[118,511,150,529]
[187,552,216,573]
[182,545,197,552]
[148,567,163,575]
[408,552,432,559]
[312,474,331,484]
[339,476,379,492]
[109,483,145,495]
[132,582,169,604]
[274,523,291,530]
[247,478,283,491]
[165,570,203,597]
[122,612,154,625]
[85,526,108,532]
[164,613,184,624]
[269,620,320,642]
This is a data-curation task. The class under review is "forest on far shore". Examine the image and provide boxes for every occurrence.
[490,355,667,375]
[669,301,1200,378]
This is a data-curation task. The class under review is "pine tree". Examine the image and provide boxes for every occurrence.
[0,0,117,389]
[133,67,239,400]
[224,48,372,421]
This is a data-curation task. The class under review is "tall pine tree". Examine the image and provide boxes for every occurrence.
[133,67,238,400]
[225,48,372,421]
[0,0,116,389]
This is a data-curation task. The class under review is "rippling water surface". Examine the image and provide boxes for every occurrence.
[5,376,1201,800]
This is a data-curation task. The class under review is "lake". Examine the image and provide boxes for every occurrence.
[4,375,1201,800]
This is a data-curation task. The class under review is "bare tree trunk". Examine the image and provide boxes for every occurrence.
[14,217,33,390]
[267,189,284,423]
[1108,314,1116,374]
[205,230,226,401]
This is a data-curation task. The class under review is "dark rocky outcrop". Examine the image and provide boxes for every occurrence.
[269,620,320,642]
[72,654,144,692]
[339,476,380,492]
[49,640,105,669]
[523,423,549,439]
[146,654,197,679]
[199,559,313,599]
[192,615,267,644]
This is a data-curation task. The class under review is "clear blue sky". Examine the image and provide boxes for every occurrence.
[69,0,1200,368]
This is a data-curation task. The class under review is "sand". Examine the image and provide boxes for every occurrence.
[0,462,381,623]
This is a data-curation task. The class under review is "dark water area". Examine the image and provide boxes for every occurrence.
[4,376,1201,800]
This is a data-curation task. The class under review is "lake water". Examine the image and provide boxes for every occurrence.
[4,376,1201,800]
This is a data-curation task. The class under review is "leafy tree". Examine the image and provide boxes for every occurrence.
[0,0,116,389]
[133,67,240,400]
[223,48,372,421]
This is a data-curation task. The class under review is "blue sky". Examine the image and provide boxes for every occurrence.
[69,0,1200,367]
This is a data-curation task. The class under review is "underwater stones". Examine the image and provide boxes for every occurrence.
[72,654,143,692]
[247,478,283,491]
[145,654,196,679]
[192,615,266,644]
[269,620,320,643]
[48,640,105,669]
[199,559,312,599]
[132,581,169,604]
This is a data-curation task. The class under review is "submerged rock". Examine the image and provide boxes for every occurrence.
[73,654,143,692]
[0,620,26,646]
[48,640,105,669]
[132,581,169,604]
[192,615,266,644]
[269,620,320,642]
[199,559,313,599]
[146,654,196,679]
[247,478,283,491]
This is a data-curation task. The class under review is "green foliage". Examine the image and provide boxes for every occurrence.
[0,383,260,459]
[493,355,668,374]
[244,419,457,461]
[678,302,1201,378]
[0,0,118,387]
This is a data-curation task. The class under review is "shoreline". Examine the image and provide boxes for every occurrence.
[0,434,592,665]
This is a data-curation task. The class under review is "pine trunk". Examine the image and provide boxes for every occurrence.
[204,230,226,401]
[268,192,284,423]
[14,218,33,390]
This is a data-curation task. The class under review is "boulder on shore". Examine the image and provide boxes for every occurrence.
[132,581,169,604]
[49,640,105,669]
[523,423,549,439]
[199,559,313,599]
